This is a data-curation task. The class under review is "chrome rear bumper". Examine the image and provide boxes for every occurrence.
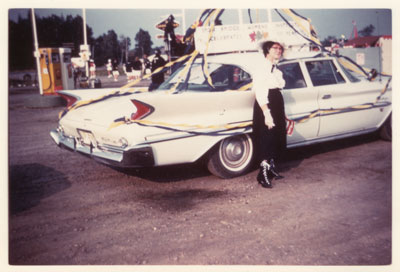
[50,129,154,168]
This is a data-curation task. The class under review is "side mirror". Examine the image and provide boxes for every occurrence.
[368,69,378,81]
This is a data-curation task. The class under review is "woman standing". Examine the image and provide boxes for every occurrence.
[106,59,112,78]
[112,59,119,82]
[253,41,286,189]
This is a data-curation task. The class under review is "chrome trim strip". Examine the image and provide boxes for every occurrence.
[288,102,391,123]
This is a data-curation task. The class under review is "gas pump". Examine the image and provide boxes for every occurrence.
[39,48,63,95]
[59,48,74,90]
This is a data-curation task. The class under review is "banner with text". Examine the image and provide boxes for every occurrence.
[194,21,311,54]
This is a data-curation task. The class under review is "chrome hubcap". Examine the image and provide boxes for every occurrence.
[219,135,252,171]
[224,139,244,162]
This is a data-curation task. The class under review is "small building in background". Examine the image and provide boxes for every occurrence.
[339,35,392,75]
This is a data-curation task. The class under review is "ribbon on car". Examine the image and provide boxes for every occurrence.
[59,9,224,119]
[289,77,392,124]
[108,118,253,136]
[337,57,392,78]
[109,113,294,137]
[276,9,390,79]
[106,75,390,136]
[58,52,195,119]
[280,9,321,46]
[60,8,391,139]
[166,50,200,94]
[201,9,224,89]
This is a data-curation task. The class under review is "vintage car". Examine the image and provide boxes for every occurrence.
[50,51,392,178]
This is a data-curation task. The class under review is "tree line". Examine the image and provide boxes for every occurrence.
[321,24,376,47]
[9,11,155,71]
[9,11,377,71]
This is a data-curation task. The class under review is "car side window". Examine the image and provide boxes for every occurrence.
[306,60,345,86]
[279,62,307,89]
[209,65,252,91]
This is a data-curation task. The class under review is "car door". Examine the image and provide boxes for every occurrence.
[278,61,320,145]
[305,58,385,138]
[191,63,255,127]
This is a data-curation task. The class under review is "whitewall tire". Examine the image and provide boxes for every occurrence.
[207,134,254,179]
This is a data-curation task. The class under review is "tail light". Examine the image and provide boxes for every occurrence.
[130,100,154,120]
[57,92,78,108]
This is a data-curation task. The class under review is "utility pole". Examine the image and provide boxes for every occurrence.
[83,9,89,77]
[31,8,43,95]
[267,9,272,23]
[376,11,382,77]
[181,9,186,36]
[126,37,128,62]
[238,9,243,25]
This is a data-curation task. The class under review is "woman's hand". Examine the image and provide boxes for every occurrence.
[263,109,275,129]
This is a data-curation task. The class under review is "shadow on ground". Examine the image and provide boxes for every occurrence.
[137,189,229,213]
[9,163,71,215]
[113,160,211,183]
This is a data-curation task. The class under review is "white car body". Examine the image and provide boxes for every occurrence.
[50,51,392,178]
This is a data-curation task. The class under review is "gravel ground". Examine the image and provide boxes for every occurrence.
[6,88,394,271]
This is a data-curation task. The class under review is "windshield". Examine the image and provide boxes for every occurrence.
[336,58,362,82]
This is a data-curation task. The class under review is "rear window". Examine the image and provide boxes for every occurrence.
[158,63,251,92]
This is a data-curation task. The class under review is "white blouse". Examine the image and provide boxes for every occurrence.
[253,58,285,107]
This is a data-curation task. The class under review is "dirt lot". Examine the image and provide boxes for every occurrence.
[7,89,392,268]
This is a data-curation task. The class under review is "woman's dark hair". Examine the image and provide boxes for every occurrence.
[261,41,284,57]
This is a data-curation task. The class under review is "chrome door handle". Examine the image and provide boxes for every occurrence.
[322,94,331,99]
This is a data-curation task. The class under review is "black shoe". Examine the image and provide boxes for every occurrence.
[268,159,284,180]
[257,161,272,188]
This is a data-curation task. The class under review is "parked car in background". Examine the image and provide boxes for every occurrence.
[9,70,37,88]
[50,51,392,178]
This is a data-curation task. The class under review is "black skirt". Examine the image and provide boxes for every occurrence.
[253,88,286,161]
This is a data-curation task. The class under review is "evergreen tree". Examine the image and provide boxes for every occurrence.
[8,11,155,71]
[358,24,375,37]
[9,13,34,70]
[92,30,121,66]
[8,12,94,70]
[134,28,153,57]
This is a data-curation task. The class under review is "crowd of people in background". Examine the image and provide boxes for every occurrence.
[123,56,143,82]
[120,51,166,87]
[71,50,167,89]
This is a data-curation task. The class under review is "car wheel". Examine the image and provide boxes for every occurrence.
[207,134,254,179]
[379,113,391,141]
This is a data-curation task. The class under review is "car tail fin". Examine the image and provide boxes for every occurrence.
[130,100,154,120]
[57,92,78,108]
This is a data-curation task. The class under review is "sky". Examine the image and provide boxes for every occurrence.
[8,7,393,48]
